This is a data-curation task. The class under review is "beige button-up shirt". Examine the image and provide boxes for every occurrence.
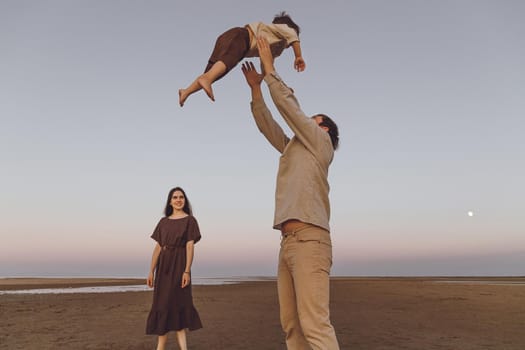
[251,73,334,232]
[245,22,299,58]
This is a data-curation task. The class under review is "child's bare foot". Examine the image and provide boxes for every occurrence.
[179,89,187,107]
[198,77,215,102]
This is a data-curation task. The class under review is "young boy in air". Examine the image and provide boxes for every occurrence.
[179,11,305,107]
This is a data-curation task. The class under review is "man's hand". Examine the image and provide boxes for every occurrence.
[257,36,275,75]
[294,56,306,72]
[241,61,264,88]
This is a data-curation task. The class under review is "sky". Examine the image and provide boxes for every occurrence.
[1,0,524,278]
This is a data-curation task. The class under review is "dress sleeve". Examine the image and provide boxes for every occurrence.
[150,218,163,243]
[186,216,202,244]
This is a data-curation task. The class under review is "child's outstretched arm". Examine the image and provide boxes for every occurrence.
[291,41,306,72]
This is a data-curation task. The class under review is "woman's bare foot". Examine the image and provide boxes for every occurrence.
[179,89,188,107]
[198,77,215,102]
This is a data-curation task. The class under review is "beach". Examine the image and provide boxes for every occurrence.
[1,277,524,349]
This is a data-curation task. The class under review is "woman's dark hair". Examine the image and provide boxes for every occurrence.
[164,187,193,217]
[317,114,339,150]
[272,11,300,36]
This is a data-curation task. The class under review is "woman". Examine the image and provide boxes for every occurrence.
[146,187,202,350]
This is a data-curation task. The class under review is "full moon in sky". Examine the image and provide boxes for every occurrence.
[467,211,474,217]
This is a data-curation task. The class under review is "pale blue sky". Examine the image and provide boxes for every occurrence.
[1,0,524,277]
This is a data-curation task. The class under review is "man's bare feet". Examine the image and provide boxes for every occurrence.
[197,77,215,102]
[179,89,187,107]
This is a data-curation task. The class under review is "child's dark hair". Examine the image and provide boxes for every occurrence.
[272,11,300,36]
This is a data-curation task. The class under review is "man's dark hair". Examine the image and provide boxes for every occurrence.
[164,186,193,216]
[317,114,339,150]
[272,11,300,36]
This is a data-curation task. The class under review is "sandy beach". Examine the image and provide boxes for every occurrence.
[1,277,524,350]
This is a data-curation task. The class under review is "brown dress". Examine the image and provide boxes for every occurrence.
[146,216,203,335]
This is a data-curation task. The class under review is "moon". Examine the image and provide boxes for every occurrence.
[467,211,474,217]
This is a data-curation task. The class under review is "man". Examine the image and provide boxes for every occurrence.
[242,37,340,350]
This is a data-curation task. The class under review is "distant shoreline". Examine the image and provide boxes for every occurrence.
[0,277,145,291]
[1,276,524,291]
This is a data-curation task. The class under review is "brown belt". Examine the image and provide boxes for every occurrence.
[281,220,308,235]
[162,245,184,251]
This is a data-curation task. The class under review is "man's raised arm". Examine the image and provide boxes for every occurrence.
[242,61,289,153]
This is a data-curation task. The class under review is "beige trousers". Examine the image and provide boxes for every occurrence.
[278,225,340,350]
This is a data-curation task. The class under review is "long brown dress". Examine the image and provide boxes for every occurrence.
[146,216,203,335]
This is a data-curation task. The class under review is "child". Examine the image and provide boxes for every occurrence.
[179,11,305,107]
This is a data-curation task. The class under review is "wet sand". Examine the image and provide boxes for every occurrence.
[1,277,524,349]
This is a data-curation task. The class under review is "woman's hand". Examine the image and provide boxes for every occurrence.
[147,272,154,288]
[181,271,191,288]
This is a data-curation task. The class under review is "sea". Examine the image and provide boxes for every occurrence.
[0,276,275,295]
